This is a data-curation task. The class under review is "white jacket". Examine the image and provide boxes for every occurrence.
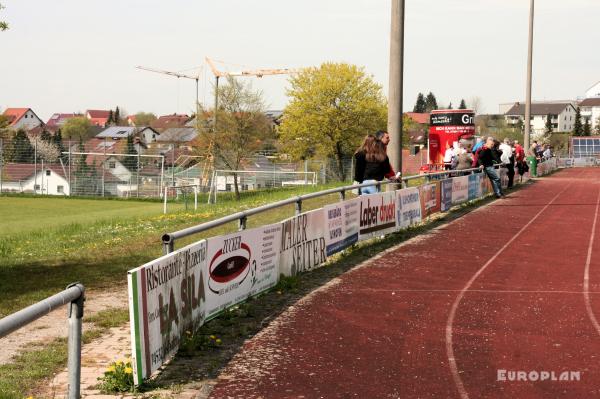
[499,143,513,164]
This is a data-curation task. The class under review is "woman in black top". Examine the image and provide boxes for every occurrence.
[354,135,392,194]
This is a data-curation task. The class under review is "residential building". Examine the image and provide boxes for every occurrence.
[151,114,190,130]
[2,108,44,131]
[45,113,81,133]
[585,81,600,99]
[86,110,111,127]
[579,98,600,130]
[153,127,198,149]
[96,126,137,140]
[137,126,160,145]
[504,102,577,135]
[2,163,69,195]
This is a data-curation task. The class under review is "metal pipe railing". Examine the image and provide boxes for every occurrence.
[161,166,493,254]
[0,283,85,399]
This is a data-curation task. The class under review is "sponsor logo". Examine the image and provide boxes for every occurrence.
[497,370,581,382]
[208,236,252,293]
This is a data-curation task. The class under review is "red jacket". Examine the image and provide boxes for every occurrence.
[514,144,525,162]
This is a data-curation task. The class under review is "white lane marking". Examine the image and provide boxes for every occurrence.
[583,187,600,336]
[445,183,571,399]
[351,289,600,295]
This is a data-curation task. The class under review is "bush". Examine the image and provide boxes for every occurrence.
[97,359,134,393]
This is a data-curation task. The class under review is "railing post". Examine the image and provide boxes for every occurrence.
[295,198,302,215]
[162,235,174,255]
[239,215,247,231]
[66,283,84,399]
[339,189,346,201]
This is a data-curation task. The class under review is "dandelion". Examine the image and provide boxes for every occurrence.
[210,335,216,340]
[124,367,133,374]
[216,338,222,344]
[107,365,116,373]
[116,360,123,366]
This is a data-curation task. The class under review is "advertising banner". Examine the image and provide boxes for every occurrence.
[204,224,281,320]
[358,192,397,240]
[324,197,360,256]
[440,178,453,212]
[468,174,482,201]
[128,240,208,385]
[451,176,469,204]
[478,172,489,196]
[419,182,441,218]
[396,187,422,229]
[279,209,328,277]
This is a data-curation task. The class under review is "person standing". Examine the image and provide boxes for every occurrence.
[499,138,515,188]
[375,130,400,179]
[354,135,392,195]
[514,140,527,180]
[443,143,454,170]
[478,137,504,198]
[526,143,538,177]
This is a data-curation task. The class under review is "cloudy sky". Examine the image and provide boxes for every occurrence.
[0,0,598,121]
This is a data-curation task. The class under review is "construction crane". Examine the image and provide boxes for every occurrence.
[203,57,303,202]
[136,65,202,108]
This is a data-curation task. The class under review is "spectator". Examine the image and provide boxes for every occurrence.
[500,138,515,188]
[354,135,393,195]
[456,151,473,170]
[526,143,538,177]
[375,130,400,180]
[443,143,454,170]
[478,137,504,198]
[514,140,527,179]
[472,137,484,153]
[543,145,552,160]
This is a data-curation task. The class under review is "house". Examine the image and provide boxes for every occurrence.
[136,126,160,145]
[578,98,600,130]
[405,112,430,147]
[151,114,190,130]
[45,113,81,133]
[127,115,137,126]
[504,102,577,135]
[153,127,198,149]
[585,81,600,99]
[96,126,137,139]
[2,163,69,195]
[2,108,44,131]
[86,110,111,127]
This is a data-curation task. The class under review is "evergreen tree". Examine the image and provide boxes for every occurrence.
[40,129,52,142]
[52,129,66,159]
[7,129,34,162]
[544,114,553,135]
[413,93,426,113]
[114,107,121,125]
[425,92,438,112]
[596,116,600,135]
[107,110,114,126]
[583,118,591,136]
[447,102,453,110]
[573,107,583,136]
[123,134,138,171]
[459,99,467,109]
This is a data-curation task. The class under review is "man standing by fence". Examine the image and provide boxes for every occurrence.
[478,137,503,198]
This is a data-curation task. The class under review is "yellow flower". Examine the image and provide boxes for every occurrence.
[107,365,116,373]
[216,338,222,344]
[116,360,123,366]
[124,367,133,374]
[210,335,216,340]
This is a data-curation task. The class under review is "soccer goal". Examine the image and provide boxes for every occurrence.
[163,184,201,214]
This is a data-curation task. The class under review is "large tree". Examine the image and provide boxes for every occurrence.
[196,76,271,199]
[279,62,387,181]
[596,116,600,135]
[425,92,438,112]
[133,112,157,126]
[459,99,467,109]
[413,93,426,113]
[544,114,553,135]
[62,116,91,140]
[583,118,591,136]
[6,129,34,162]
[573,107,583,136]
[123,134,138,171]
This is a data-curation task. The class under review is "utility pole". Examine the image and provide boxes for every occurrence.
[524,0,535,150]
[388,0,405,178]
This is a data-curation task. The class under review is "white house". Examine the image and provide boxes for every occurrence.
[2,108,44,131]
[2,163,70,195]
[504,102,577,135]
[585,81,600,99]
[578,98,600,130]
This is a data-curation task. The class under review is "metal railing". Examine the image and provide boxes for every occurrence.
[161,166,492,254]
[0,283,85,399]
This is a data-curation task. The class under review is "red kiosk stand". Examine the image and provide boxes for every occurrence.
[422,109,476,172]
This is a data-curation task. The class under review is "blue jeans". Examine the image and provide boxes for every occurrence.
[360,179,380,195]
[485,167,502,196]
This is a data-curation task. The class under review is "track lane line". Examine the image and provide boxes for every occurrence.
[445,181,572,399]
[583,187,600,336]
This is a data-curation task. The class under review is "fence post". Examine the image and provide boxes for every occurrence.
[239,215,247,231]
[0,138,3,194]
[68,143,72,196]
[137,153,140,198]
[339,189,346,201]
[66,283,85,399]
[295,198,302,215]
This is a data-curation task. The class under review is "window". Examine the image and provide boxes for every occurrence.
[45,170,51,176]
[57,185,64,193]
[34,184,40,190]
[108,161,116,169]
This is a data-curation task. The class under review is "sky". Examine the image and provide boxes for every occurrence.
[0,0,598,121]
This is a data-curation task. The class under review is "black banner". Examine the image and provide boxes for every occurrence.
[430,112,474,126]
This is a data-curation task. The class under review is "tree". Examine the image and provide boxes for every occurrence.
[413,93,426,113]
[468,96,482,114]
[133,112,157,126]
[196,76,272,199]
[123,134,138,171]
[447,102,453,110]
[425,92,438,112]
[279,62,387,181]
[459,99,467,109]
[573,107,583,136]
[6,129,34,162]
[583,118,591,136]
[40,129,52,142]
[596,116,600,135]
[30,136,60,162]
[52,129,67,161]
[62,117,91,140]
[0,114,10,140]
[0,3,8,31]
[544,114,553,135]
[107,110,114,126]
[114,107,121,125]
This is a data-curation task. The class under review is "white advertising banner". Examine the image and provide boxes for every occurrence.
[279,209,328,277]
[128,240,208,385]
[358,192,397,240]
[204,224,282,320]
[396,187,422,229]
[451,175,469,204]
[324,197,360,256]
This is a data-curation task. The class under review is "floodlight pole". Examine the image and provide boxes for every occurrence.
[388,0,405,179]
[524,0,534,150]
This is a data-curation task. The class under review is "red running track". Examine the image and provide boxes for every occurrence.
[209,168,600,399]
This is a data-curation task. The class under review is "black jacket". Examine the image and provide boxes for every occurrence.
[477,147,501,168]
[354,151,391,182]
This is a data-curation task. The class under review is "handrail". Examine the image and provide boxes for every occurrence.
[161,165,494,254]
[0,283,85,399]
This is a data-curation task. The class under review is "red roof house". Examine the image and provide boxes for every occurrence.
[2,108,44,130]
[86,110,111,127]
